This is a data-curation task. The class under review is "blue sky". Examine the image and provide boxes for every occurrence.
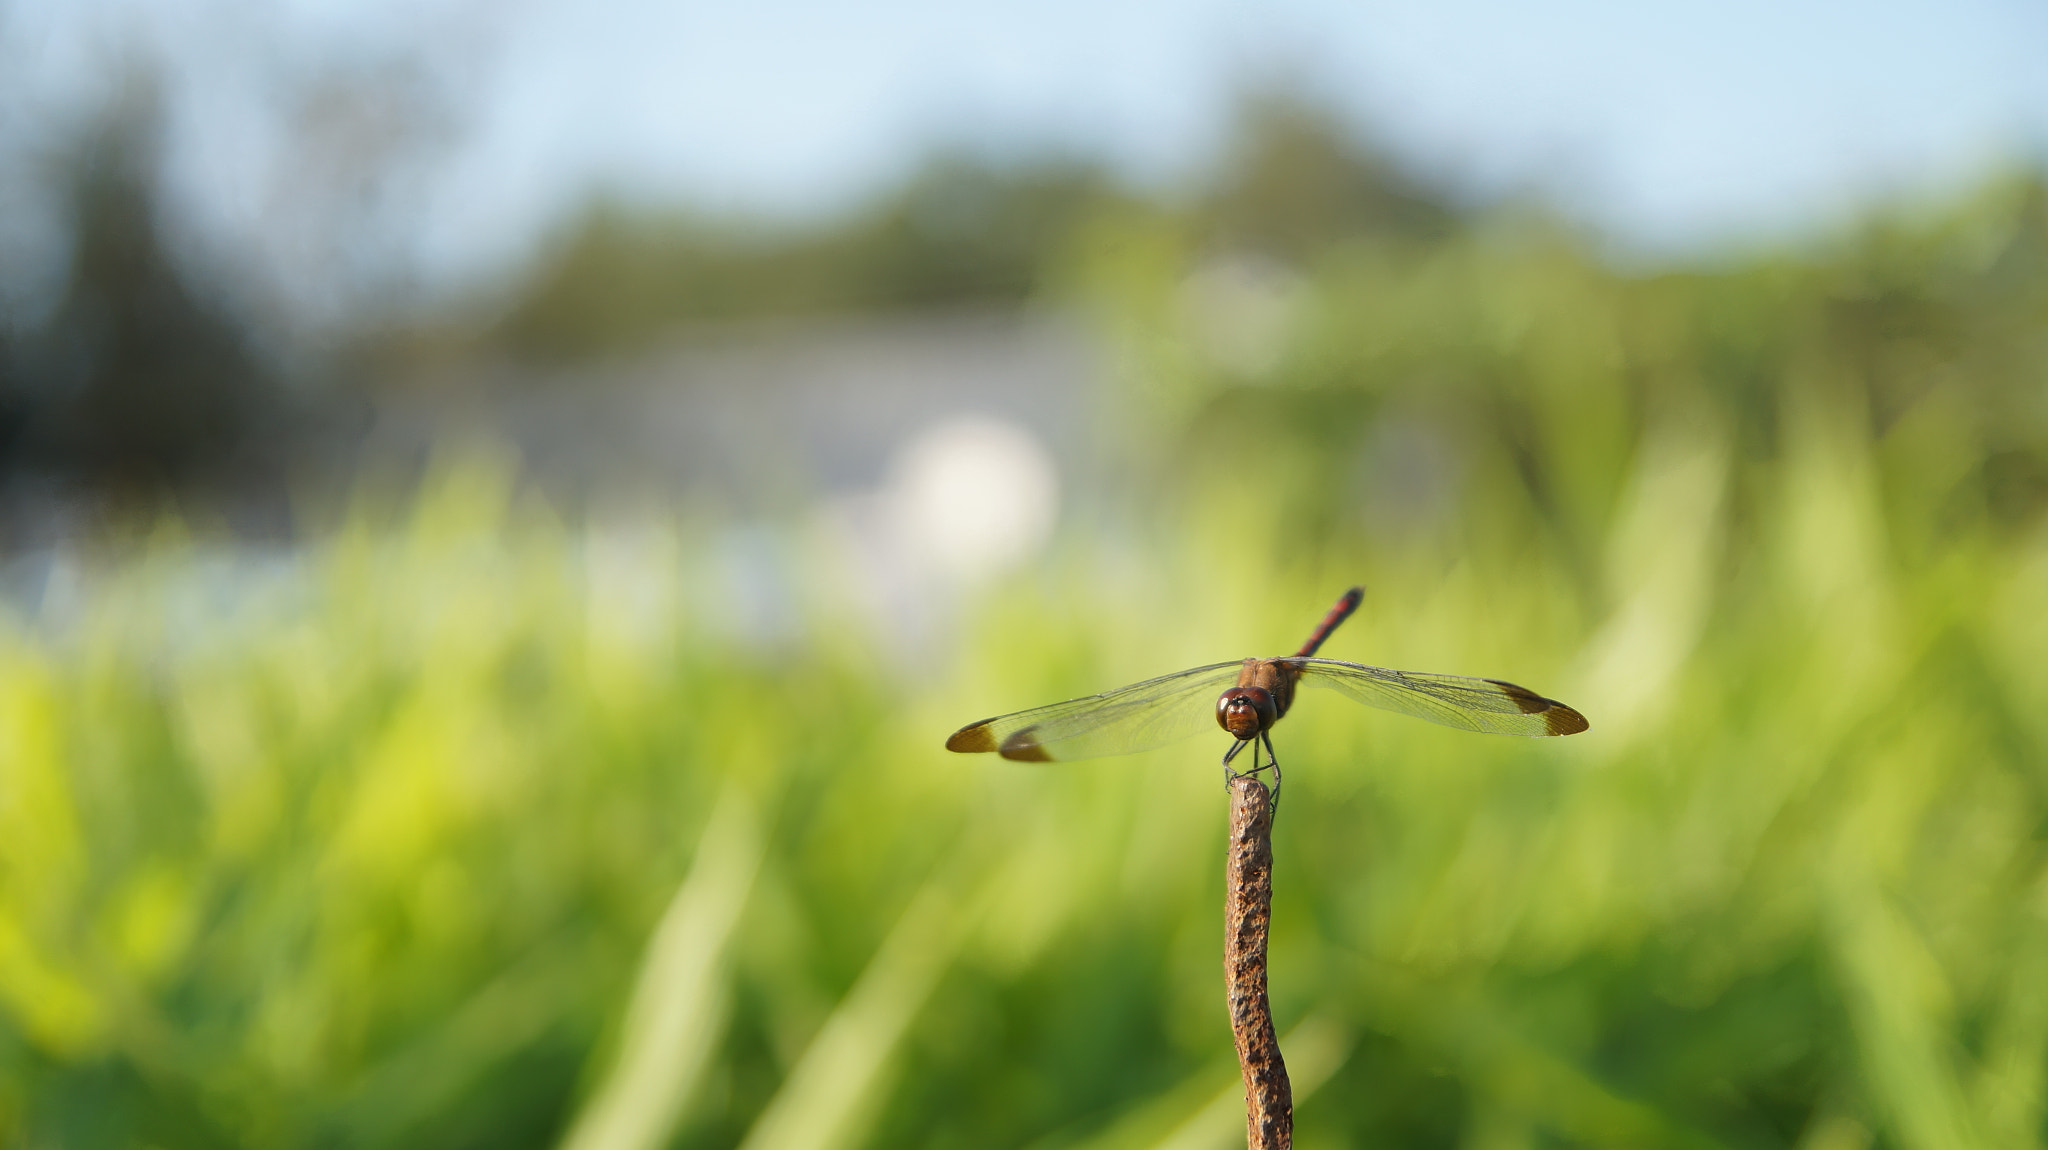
[471,0,2048,245]
[6,0,2048,285]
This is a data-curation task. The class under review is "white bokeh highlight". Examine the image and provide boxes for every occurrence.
[885,416,1060,584]
[819,414,1061,658]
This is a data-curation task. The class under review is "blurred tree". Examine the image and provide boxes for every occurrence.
[847,149,1126,307]
[483,85,1474,361]
[0,92,286,501]
[494,150,1125,359]
[1200,86,1457,261]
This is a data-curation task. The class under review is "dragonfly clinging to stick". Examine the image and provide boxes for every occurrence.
[945,587,1588,799]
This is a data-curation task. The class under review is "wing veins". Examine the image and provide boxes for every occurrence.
[954,661,1243,761]
[1287,658,1582,737]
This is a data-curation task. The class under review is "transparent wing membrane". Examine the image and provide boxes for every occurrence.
[1286,658,1588,737]
[945,662,1245,762]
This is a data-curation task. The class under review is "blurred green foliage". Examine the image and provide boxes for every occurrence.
[487,93,1453,359]
[493,151,1122,359]
[8,91,2048,1149]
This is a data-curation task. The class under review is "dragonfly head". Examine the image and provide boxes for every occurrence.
[1216,686,1277,740]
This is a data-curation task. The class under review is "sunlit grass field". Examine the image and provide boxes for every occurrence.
[6,180,2048,1148]
[6,435,2045,1149]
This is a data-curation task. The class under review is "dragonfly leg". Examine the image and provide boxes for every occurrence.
[1260,730,1280,810]
[1220,735,1282,807]
[1222,737,1255,789]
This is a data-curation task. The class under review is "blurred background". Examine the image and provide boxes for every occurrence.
[3,0,2048,1146]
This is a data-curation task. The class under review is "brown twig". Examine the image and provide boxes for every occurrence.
[1225,775,1292,1149]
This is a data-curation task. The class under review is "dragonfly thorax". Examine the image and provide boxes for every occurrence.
[1216,686,1277,739]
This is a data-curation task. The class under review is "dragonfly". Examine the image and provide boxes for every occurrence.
[945,587,1587,799]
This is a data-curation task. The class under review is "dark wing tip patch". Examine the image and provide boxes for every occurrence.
[944,720,1078,759]
[1487,679,1552,714]
[1545,705,1590,736]
[945,722,1000,753]
[1487,678,1590,736]
[998,728,1055,762]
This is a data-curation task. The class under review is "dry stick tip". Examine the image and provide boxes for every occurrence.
[1225,776,1293,1148]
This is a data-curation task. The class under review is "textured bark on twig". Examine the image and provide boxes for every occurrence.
[1225,776,1292,1149]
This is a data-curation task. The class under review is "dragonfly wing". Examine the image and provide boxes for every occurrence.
[1287,658,1588,737]
[946,661,1245,762]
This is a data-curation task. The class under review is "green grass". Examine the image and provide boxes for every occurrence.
[3,430,2045,1149]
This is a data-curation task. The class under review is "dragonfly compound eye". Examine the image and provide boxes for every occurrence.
[1216,687,1277,739]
